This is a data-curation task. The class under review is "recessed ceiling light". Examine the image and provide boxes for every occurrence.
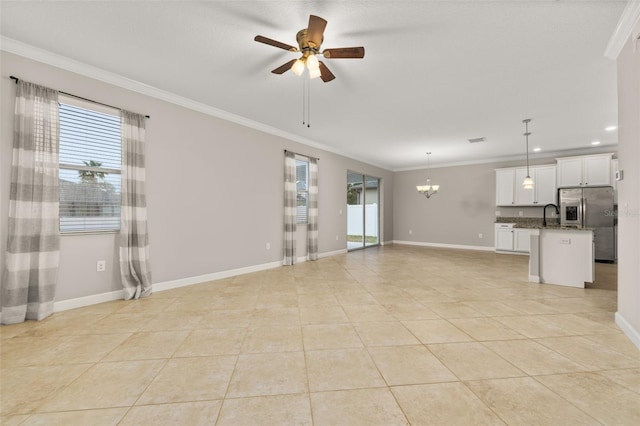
[533,147,541,152]
[591,141,601,145]
[605,126,617,131]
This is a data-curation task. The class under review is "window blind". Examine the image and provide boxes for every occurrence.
[59,102,122,233]
[296,160,308,224]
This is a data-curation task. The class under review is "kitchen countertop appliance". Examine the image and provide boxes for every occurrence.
[559,186,616,262]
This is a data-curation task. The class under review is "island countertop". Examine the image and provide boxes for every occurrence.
[514,224,594,231]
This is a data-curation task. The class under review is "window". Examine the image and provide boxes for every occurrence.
[296,159,308,224]
[58,97,121,233]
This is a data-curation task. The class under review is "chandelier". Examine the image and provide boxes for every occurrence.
[416,152,440,198]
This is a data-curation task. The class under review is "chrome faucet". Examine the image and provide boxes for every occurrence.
[543,203,559,227]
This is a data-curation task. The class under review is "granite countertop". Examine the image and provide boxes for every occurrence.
[495,216,593,231]
[516,224,594,231]
[495,217,593,231]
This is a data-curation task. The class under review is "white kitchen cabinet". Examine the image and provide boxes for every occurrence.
[557,154,613,187]
[514,229,531,253]
[495,224,530,254]
[557,158,583,187]
[583,156,611,186]
[515,166,556,206]
[495,226,515,251]
[534,166,557,205]
[496,165,556,206]
[515,168,535,205]
[496,169,515,206]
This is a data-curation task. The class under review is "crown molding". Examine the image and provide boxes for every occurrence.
[604,0,640,60]
[0,36,391,171]
[393,144,618,172]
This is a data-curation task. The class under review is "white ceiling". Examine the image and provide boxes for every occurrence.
[0,1,626,170]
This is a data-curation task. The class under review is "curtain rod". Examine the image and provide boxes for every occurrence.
[284,149,319,161]
[9,75,150,119]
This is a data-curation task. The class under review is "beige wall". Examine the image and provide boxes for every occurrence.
[0,52,394,302]
[615,18,640,346]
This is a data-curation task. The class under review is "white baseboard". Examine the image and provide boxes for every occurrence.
[495,250,529,256]
[54,290,123,313]
[318,248,348,258]
[52,249,347,313]
[393,240,494,252]
[529,275,540,283]
[153,260,283,293]
[615,312,640,350]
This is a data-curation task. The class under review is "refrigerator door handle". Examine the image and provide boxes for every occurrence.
[582,197,587,229]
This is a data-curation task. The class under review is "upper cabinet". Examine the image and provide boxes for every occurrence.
[495,165,556,206]
[496,169,516,206]
[556,153,613,187]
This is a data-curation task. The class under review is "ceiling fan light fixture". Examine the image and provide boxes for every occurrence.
[306,54,319,70]
[291,59,305,76]
[308,67,321,79]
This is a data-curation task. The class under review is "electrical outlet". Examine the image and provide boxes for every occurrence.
[478,233,483,239]
[560,238,571,244]
[495,211,501,216]
[266,242,270,250]
[518,211,524,217]
[409,229,413,235]
[336,235,339,241]
[96,260,106,272]
[339,209,343,215]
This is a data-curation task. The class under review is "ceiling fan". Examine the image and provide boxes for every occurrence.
[254,15,365,83]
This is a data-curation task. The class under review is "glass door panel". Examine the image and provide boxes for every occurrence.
[347,171,380,251]
[347,171,364,250]
[364,176,379,247]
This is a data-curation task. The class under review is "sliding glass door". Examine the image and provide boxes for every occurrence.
[347,171,380,250]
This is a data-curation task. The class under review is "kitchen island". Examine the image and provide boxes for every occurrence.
[528,226,594,288]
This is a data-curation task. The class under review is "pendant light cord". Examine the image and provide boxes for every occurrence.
[523,119,531,176]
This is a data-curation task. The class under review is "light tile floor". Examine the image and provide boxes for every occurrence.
[1,245,639,425]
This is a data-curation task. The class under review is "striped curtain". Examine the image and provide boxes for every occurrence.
[119,111,152,300]
[307,158,318,260]
[2,81,60,325]
[283,151,297,265]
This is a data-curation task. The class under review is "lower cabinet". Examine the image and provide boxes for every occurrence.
[496,228,515,251]
[495,224,530,254]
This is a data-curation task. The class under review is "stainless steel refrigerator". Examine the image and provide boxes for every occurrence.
[559,186,616,262]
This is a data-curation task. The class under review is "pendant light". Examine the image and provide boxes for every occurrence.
[522,119,534,189]
[416,152,440,198]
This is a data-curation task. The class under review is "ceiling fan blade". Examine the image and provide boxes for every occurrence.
[307,15,328,48]
[254,35,298,52]
[271,59,297,74]
[318,61,335,83]
[322,47,365,59]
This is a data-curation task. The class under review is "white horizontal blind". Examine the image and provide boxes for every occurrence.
[58,101,121,233]
[296,159,308,224]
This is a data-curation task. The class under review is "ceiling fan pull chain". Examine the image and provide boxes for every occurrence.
[307,79,311,128]
[302,76,306,126]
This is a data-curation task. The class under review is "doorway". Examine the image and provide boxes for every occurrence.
[347,171,380,250]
